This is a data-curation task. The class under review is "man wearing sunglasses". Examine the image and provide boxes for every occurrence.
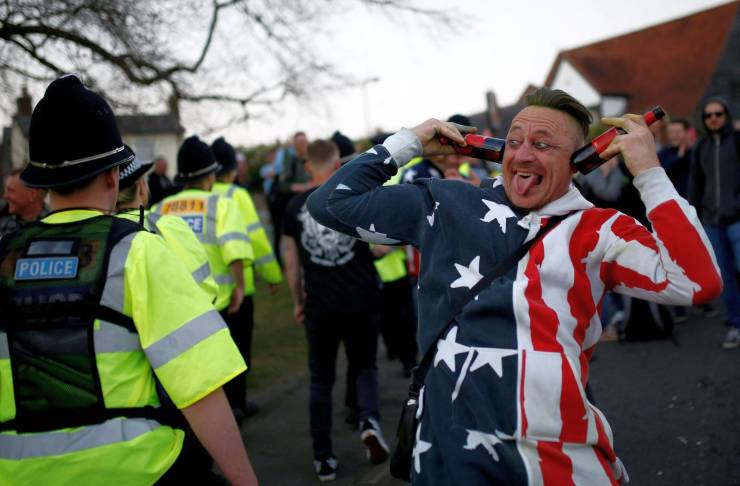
[688,97,740,349]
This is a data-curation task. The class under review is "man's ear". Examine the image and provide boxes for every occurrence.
[304,161,314,178]
[104,167,120,190]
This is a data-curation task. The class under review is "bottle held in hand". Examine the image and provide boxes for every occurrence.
[440,134,506,162]
[571,106,666,174]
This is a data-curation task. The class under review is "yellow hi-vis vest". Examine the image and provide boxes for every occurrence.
[373,247,408,283]
[0,210,246,485]
[212,182,283,296]
[116,209,218,303]
[154,189,254,311]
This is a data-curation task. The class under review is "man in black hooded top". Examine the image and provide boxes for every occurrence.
[688,96,740,349]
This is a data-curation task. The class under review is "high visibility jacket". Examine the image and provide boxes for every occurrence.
[0,210,246,485]
[154,189,254,311]
[212,182,283,295]
[373,247,408,283]
[117,209,218,303]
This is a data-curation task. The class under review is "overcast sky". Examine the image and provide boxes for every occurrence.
[225,0,729,147]
[1,0,730,148]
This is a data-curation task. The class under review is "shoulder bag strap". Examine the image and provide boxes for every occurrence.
[410,212,573,390]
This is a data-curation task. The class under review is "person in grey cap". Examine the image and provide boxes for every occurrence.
[0,74,258,485]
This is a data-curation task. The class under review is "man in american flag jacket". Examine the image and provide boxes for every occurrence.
[306,88,722,485]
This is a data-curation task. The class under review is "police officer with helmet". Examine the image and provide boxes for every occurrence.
[153,136,254,422]
[0,74,258,485]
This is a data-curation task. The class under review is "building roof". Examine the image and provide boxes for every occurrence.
[544,1,740,117]
[116,114,184,135]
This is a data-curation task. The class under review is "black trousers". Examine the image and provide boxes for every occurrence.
[304,310,380,460]
[378,278,418,369]
[220,295,254,411]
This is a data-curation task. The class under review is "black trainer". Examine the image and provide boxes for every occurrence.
[360,418,389,464]
[313,456,338,482]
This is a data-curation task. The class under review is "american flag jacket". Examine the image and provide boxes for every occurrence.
[306,129,722,485]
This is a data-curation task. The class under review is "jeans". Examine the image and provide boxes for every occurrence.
[704,222,740,328]
[304,310,380,460]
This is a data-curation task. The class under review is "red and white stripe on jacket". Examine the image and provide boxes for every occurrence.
[512,168,722,485]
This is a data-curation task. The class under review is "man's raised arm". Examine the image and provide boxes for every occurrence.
[598,115,722,306]
[307,120,473,246]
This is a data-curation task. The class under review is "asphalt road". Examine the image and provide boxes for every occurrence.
[242,310,740,485]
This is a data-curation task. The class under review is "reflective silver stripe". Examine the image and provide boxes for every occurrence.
[204,195,219,244]
[247,222,263,233]
[218,232,250,245]
[191,262,211,284]
[0,331,8,360]
[226,185,237,198]
[100,233,136,312]
[254,253,277,266]
[0,417,162,460]
[28,146,128,169]
[215,274,234,285]
[146,212,163,234]
[144,310,226,369]
[94,321,141,353]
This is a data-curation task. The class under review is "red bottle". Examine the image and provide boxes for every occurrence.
[441,134,506,162]
[571,106,665,174]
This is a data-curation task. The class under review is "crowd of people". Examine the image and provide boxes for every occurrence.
[0,73,735,486]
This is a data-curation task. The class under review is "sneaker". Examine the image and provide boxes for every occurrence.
[599,324,619,343]
[360,418,389,464]
[722,328,740,350]
[313,456,338,482]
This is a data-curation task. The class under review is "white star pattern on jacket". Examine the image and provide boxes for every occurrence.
[403,168,418,183]
[463,429,503,461]
[451,255,483,289]
[413,424,432,474]
[480,199,516,233]
[427,201,440,227]
[469,348,518,378]
[355,223,401,244]
[433,327,468,372]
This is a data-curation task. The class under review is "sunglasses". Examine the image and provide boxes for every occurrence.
[703,111,726,119]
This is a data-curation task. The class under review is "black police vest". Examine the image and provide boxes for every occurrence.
[0,215,179,433]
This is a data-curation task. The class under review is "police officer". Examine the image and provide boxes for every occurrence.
[116,155,218,302]
[0,75,257,485]
[211,137,283,417]
[153,136,255,420]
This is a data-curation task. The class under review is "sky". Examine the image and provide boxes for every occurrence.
[0,0,731,148]
[224,0,729,147]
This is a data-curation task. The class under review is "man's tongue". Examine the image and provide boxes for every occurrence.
[513,173,541,195]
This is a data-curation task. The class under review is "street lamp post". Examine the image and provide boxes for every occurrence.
[360,76,380,136]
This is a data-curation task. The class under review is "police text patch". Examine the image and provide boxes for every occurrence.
[181,215,204,234]
[15,257,80,280]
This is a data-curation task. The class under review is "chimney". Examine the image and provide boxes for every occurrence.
[486,90,502,133]
[168,94,180,119]
[16,87,32,117]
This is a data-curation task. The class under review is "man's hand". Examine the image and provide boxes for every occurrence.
[293,302,305,325]
[410,119,477,157]
[227,285,245,315]
[600,114,661,177]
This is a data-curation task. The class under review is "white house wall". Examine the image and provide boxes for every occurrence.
[123,133,182,179]
[550,60,602,109]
